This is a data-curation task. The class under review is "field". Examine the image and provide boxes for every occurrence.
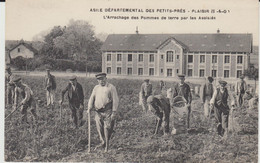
[5,76,258,162]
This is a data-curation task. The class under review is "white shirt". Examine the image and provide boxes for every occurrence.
[88,82,119,112]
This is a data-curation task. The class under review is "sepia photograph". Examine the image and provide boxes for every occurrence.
[3,0,259,162]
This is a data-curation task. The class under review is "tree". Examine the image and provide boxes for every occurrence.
[53,19,101,60]
[244,66,259,89]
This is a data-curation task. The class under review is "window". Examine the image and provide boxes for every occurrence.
[161,55,164,59]
[237,56,243,64]
[224,55,230,63]
[176,69,179,74]
[176,55,179,59]
[237,70,242,78]
[138,68,143,75]
[212,70,217,77]
[166,51,174,62]
[212,55,217,63]
[167,69,172,77]
[188,69,193,77]
[149,54,154,62]
[117,54,122,62]
[200,55,205,63]
[224,70,229,78]
[128,54,132,62]
[199,69,205,77]
[127,68,132,75]
[107,54,111,61]
[149,68,154,76]
[188,55,193,63]
[161,69,163,73]
[138,54,143,62]
[107,67,111,74]
[117,67,121,74]
[18,48,20,53]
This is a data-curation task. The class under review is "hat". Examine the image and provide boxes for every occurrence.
[144,79,149,82]
[95,73,107,79]
[239,75,245,79]
[208,76,214,82]
[11,76,21,83]
[69,75,77,81]
[218,80,227,86]
[178,74,185,78]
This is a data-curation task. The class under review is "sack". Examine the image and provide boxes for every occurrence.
[172,96,187,108]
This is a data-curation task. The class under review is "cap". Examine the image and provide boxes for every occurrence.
[219,80,227,86]
[69,75,77,81]
[5,67,10,70]
[11,76,21,83]
[144,79,150,82]
[95,73,107,79]
[178,74,185,78]
[239,75,245,79]
[207,76,214,82]
[46,69,50,71]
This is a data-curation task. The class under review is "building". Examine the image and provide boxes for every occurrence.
[101,32,252,79]
[9,40,38,59]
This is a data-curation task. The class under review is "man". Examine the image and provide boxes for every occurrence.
[172,74,192,129]
[88,73,119,152]
[235,75,247,107]
[140,79,153,113]
[12,76,38,123]
[147,95,171,135]
[44,69,56,107]
[60,76,84,128]
[201,76,214,118]
[5,67,14,106]
[210,80,235,137]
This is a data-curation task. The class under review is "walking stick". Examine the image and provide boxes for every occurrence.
[88,110,91,153]
[5,104,21,120]
[60,104,62,123]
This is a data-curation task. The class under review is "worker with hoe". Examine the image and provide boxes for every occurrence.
[140,79,153,113]
[44,69,56,108]
[11,75,38,124]
[147,94,171,135]
[60,75,84,129]
[5,67,14,106]
[172,74,192,129]
[201,76,214,118]
[210,80,235,137]
[88,73,119,152]
[235,74,247,107]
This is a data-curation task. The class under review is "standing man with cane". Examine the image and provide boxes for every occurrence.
[88,73,119,152]
[44,69,56,109]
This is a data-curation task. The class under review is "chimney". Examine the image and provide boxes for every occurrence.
[136,26,139,34]
[217,28,220,33]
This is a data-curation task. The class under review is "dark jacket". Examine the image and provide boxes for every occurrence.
[173,83,192,104]
[61,82,84,107]
[44,74,56,91]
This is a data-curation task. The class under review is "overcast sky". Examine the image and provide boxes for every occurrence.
[5,0,259,45]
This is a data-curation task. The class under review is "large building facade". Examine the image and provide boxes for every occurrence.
[101,33,252,79]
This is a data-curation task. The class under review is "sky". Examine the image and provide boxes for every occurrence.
[5,0,259,45]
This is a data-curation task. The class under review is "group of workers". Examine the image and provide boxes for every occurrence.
[5,67,252,152]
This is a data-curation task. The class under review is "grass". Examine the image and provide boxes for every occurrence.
[5,76,258,162]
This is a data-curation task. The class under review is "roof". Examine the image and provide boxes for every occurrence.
[101,33,252,53]
[9,42,38,54]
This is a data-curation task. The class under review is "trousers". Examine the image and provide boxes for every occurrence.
[46,90,55,106]
[214,105,229,135]
[237,93,245,107]
[69,103,83,127]
[6,85,15,105]
[21,97,38,123]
